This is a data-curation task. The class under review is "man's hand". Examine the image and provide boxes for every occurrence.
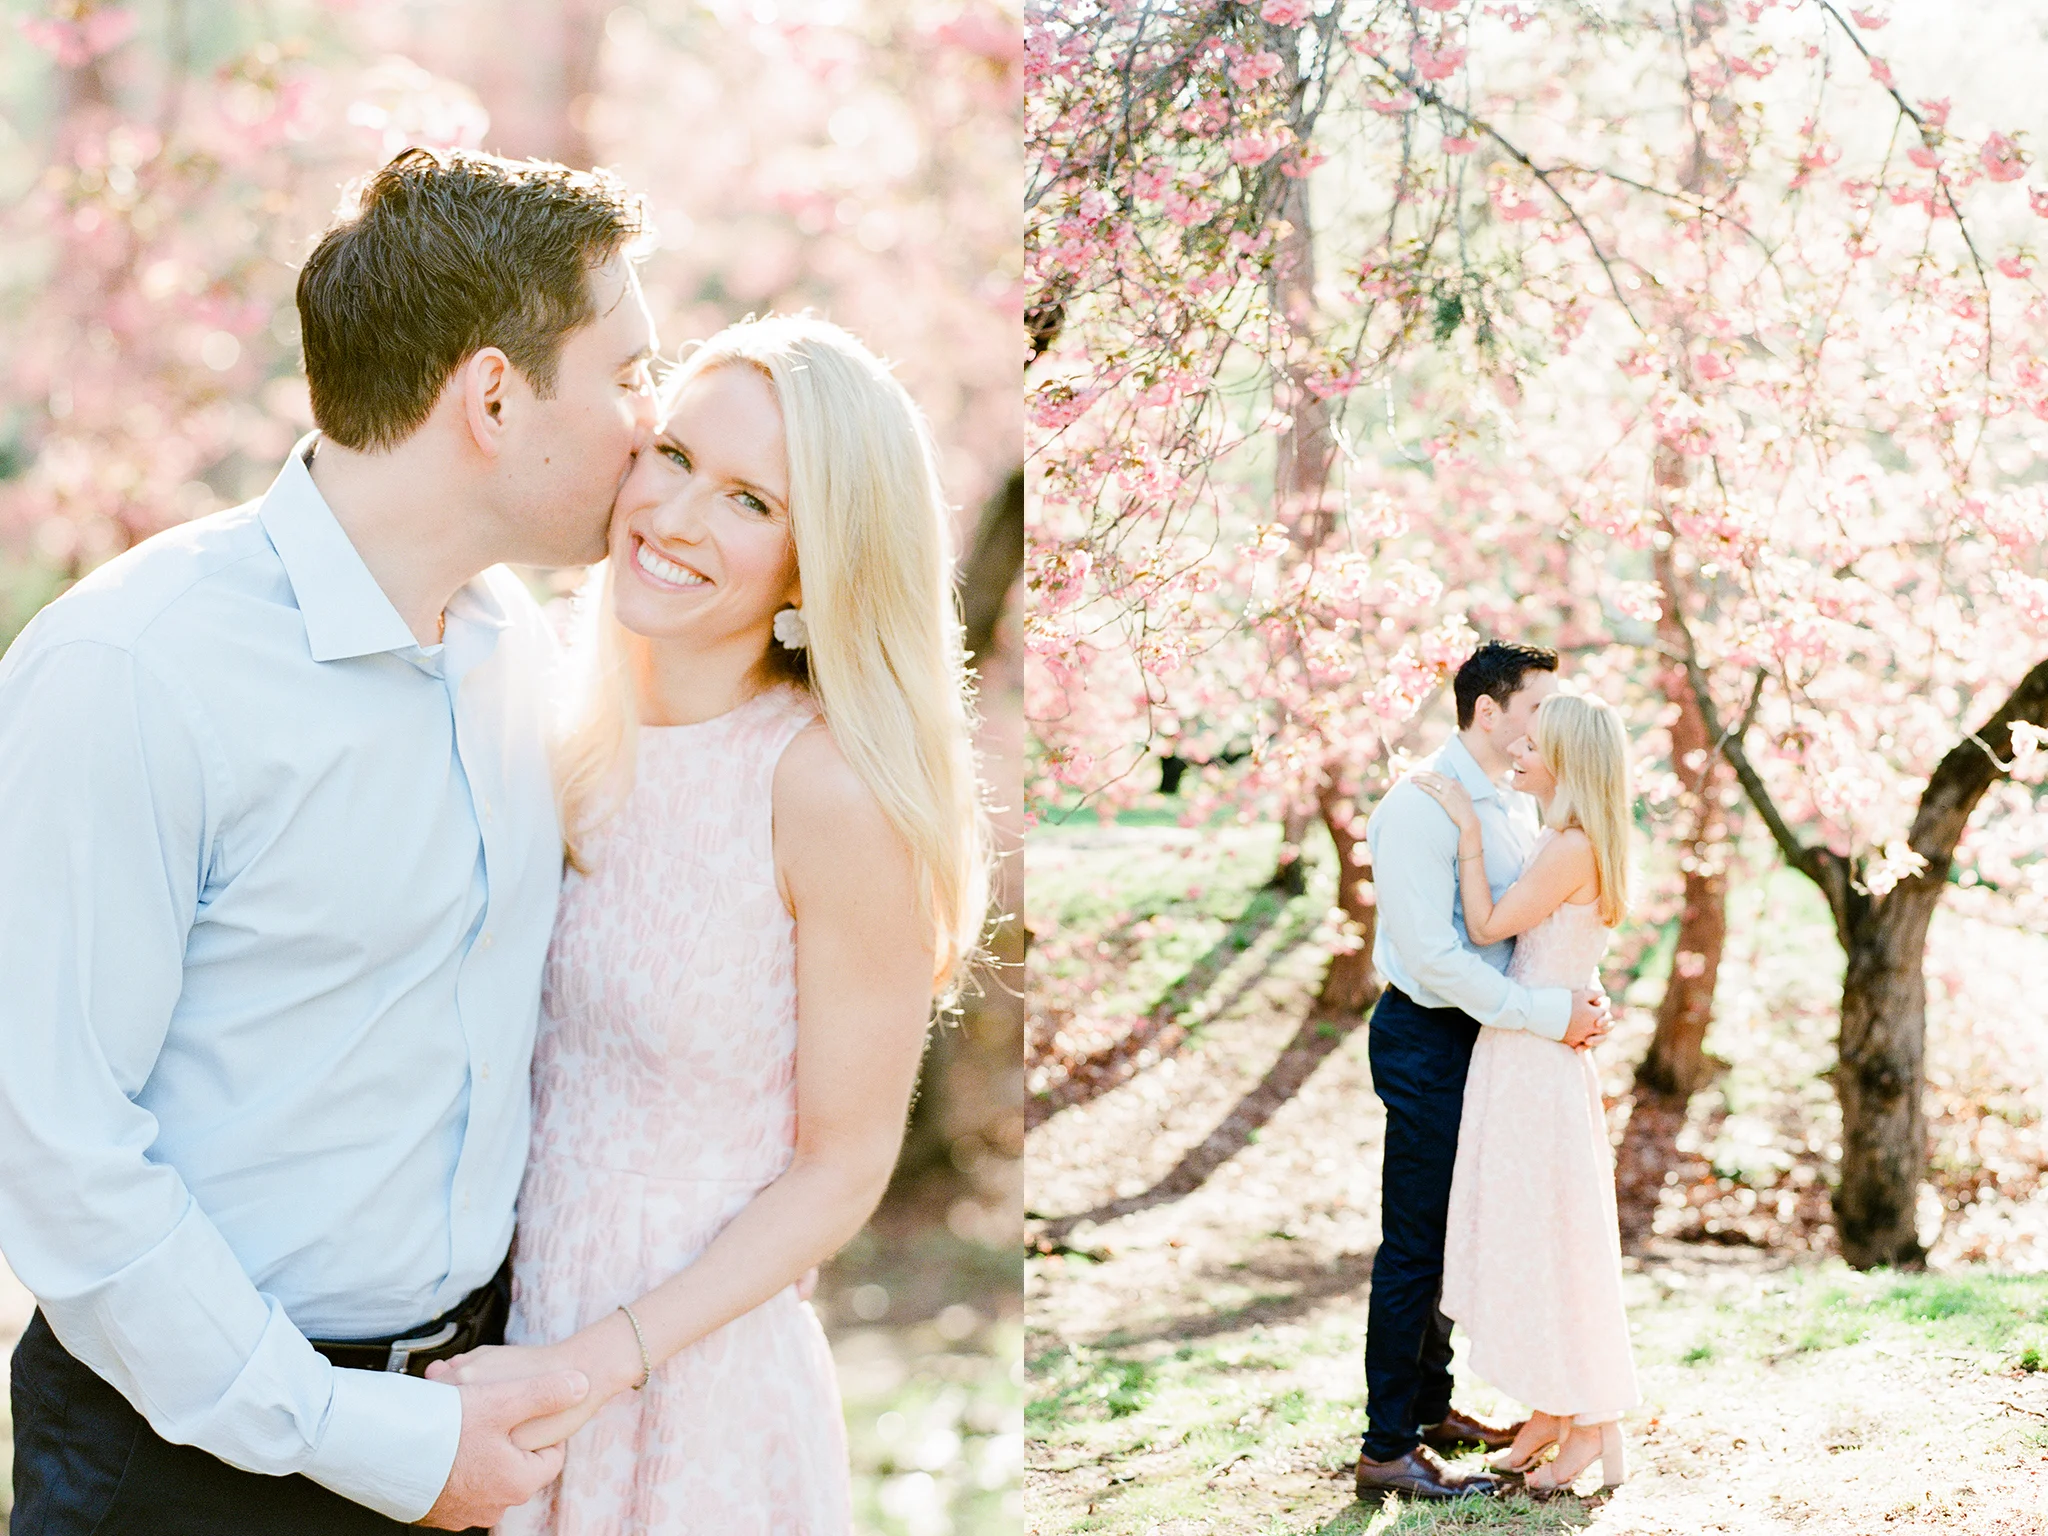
[1563,987,1612,1051]
[416,1371,588,1530]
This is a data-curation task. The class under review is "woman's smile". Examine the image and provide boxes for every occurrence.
[631,533,711,591]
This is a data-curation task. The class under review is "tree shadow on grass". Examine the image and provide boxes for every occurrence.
[1097,1246,1382,1350]
[1027,887,1296,1131]
[1032,998,1373,1252]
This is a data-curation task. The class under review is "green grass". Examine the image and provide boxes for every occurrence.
[1028,1262,2048,1533]
[1027,821,1336,1062]
[842,1313,1022,1535]
[824,1225,1022,1535]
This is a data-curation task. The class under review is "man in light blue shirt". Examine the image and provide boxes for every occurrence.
[0,150,658,1532]
[1353,641,1611,1503]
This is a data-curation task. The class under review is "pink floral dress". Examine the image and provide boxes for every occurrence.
[1440,831,1641,1424]
[500,685,849,1535]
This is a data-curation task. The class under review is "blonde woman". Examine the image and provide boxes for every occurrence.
[426,315,987,1532]
[1411,692,1641,1496]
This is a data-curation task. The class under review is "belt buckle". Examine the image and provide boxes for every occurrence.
[384,1319,461,1374]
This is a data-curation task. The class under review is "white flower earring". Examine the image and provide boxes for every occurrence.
[773,606,809,651]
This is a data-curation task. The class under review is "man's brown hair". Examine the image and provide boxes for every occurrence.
[296,147,645,451]
[1453,639,1560,729]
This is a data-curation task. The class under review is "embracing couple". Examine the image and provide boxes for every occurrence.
[1353,641,1640,1503]
[0,148,984,1533]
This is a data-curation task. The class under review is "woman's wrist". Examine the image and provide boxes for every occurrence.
[572,1308,652,1399]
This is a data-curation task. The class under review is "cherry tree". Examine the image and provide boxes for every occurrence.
[1027,0,2048,1266]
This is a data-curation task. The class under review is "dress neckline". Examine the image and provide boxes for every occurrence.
[638,682,808,734]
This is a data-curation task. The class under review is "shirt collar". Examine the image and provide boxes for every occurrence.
[1437,735,1507,805]
[259,433,511,663]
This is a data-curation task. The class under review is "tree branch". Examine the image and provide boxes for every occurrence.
[1370,56,1647,333]
[1664,604,1859,939]
[1907,656,2048,876]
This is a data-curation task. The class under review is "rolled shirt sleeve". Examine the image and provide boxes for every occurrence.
[0,640,460,1521]
[1368,780,1572,1041]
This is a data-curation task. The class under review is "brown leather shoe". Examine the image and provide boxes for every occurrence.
[1354,1445,1502,1502]
[1421,1407,1526,1453]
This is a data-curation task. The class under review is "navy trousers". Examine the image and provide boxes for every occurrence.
[1361,983,1482,1463]
[9,1309,481,1535]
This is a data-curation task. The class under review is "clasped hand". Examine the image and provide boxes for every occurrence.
[413,1331,636,1531]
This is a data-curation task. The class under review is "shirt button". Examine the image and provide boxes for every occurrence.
[479,933,494,950]
[480,1061,491,1081]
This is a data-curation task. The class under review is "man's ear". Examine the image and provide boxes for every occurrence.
[459,347,514,457]
[1471,693,1497,732]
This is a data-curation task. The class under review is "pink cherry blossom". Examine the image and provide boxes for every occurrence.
[1227,127,1294,166]
[17,8,135,68]
[1490,181,1544,222]
[1411,39,1468,81]
[1982,132,2028,183]
[1259,0,1314,25]
[1229,51,1284,90]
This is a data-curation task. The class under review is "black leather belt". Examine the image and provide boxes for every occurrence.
[307,1260,509,1378]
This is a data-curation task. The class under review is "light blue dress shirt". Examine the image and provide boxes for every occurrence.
[1365,735,1572,1040]
[0,440,564,1521]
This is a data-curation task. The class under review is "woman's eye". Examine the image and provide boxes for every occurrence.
[737,492,769,515]
[658,444,689,468]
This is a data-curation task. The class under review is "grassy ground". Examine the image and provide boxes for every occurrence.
[1026,813,2048,1534]
[0,1220,1020,1536]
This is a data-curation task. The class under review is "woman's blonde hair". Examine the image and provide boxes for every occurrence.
[1536,693,1632,928]
[554,314,989,999]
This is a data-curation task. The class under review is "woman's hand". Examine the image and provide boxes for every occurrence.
[425,1312,646,1449]
[1411,771,1482,842]
[425,1342,571,1389]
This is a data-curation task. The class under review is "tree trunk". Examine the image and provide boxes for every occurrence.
[1312,775,1380,1017]
[1266,805,1315,896]
[1635,453,1731,1105]
[1833,886,1939,1268]
[1691,650,2048,1269]
[959,468,1024,669]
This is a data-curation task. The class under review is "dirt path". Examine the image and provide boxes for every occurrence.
[1026,835,2048,1534]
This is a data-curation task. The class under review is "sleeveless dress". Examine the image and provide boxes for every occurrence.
[500,684,850,1535]
[1439,832,1641,1424]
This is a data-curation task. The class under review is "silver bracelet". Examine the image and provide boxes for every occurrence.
[617,1304,652,1391]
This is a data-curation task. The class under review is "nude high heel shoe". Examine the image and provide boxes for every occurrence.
[1598,1421,1626,1487]
[1488,1420,1561,1474]
[1523,1420,1626,1494]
